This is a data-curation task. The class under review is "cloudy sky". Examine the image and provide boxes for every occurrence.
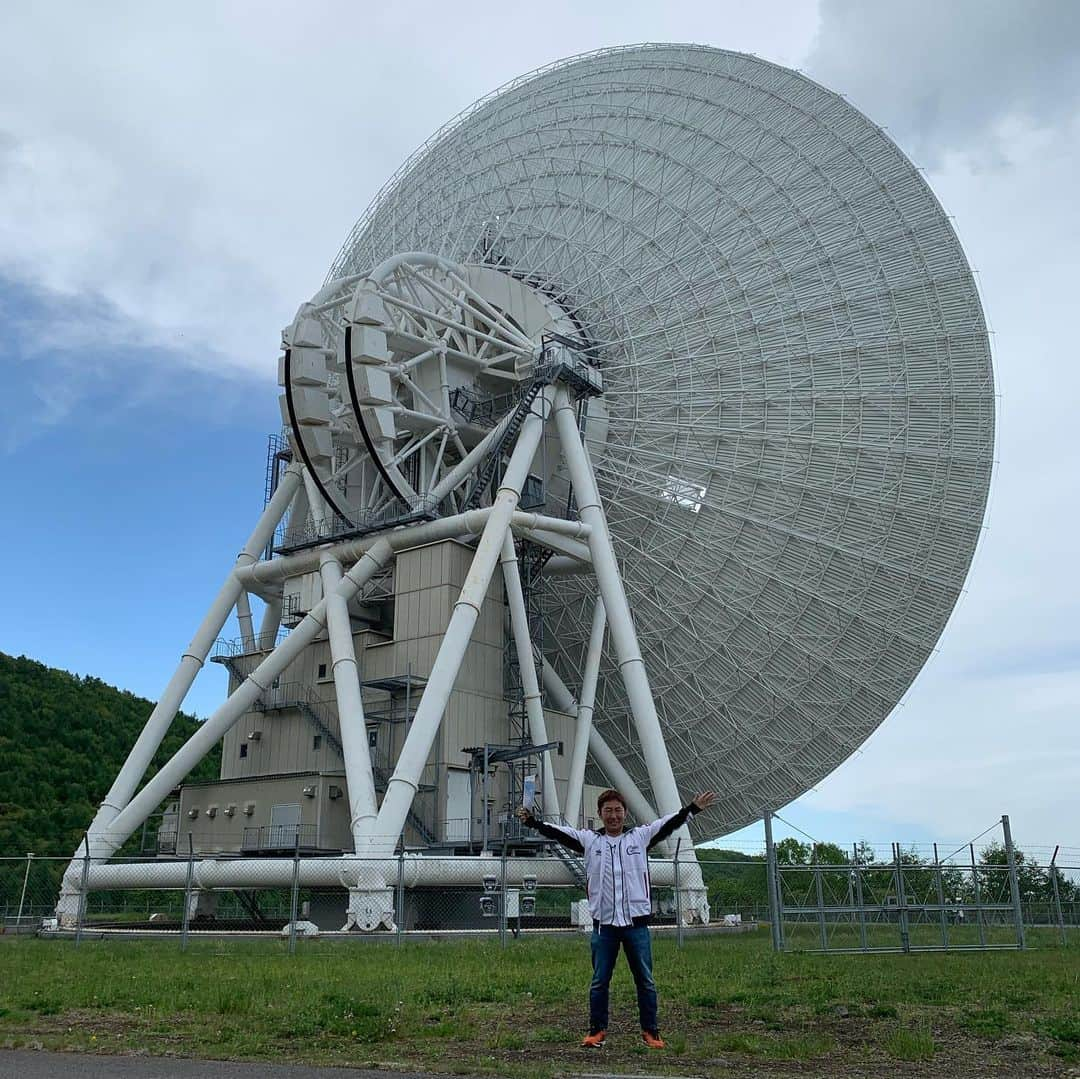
[2,2,1077,860]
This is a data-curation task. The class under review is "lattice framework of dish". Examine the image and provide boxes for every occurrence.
[320,44,994,833]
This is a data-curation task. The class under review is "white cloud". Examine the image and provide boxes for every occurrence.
[806,0,1080,168]
[797,5,1080,854]
[3,3,1076,854]
[805,663,1079,851]
[0,2,819,376]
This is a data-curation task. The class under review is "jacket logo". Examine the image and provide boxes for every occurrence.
[626,845,641,855]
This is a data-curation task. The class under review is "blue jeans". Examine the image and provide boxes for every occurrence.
[589,922,658,1033]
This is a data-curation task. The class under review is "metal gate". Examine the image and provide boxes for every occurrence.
[762,813,1065,954]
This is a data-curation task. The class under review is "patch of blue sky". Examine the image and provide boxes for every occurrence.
[0,274,276,718]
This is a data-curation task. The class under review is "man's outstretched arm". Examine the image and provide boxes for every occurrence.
[645,791,718,851]
[515,806,587,854]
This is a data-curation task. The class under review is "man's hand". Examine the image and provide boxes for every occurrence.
[515,805,532,823]
[691,791,718,812]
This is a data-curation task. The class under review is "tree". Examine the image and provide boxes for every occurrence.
[979,842,1055,903]
[699,848,769,912]
[854,839,876,864]
[0,652,220,854]
[775,837,810,865]
[812,842,849,866]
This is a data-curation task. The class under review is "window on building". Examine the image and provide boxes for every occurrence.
[313,734,322,751]
[239,743,248,759]
[368,729,378,748]
[318,663,327,679]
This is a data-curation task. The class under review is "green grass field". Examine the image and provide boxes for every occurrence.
[0,930,1076,1076]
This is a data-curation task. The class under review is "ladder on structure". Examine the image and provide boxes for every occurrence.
[234,670,439,847]
[550,841,588,889]
[462,381,545,511]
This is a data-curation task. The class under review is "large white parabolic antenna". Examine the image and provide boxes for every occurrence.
[64,45,993,928]
[323,44,995,834]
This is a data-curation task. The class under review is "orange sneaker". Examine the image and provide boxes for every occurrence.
[581,1029,606,1047]
[641,1030,666,1049]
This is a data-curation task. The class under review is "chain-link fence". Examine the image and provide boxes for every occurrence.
[0,839,721,952]
[762,813,1078,953]
[7,814,1073,956]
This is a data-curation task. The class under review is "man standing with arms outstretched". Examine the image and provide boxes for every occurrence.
[517,788,717,1048]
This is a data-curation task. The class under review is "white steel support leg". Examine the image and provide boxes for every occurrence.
[428,406,519,502]
[84,463,302,843]
[319,553,380,845]
[552,388,685,825]
[564,597,606,828]
[543,654,707,921]
[257,595,282,651]
[301,469,381,845]
[499,533,560,820]
[373,387,556,852]
[235,591,256,652]
[540,657,658,825]
[93,538,395,858]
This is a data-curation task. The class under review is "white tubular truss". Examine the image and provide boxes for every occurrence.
[80,853,681,893]
[500,532,560,819]
[540,657,658,827]
[372,387,557,852]
[93,538,395,859]
[83,463,302,846]
[302,470,381,844]
[551,388,685,824]
[564,596,606,829]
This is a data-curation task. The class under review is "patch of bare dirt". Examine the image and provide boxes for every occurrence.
[2,1006,1076,1078]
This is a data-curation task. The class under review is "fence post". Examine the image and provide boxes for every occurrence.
[1049,846,1066,948]
[852,844,867,951]
[75,835,90,948]
[812,845,828,951]
[763,811,782,952]
[933,843,949,949]
[396,848,405,946]
[180,832,195,952]
[16,852,33,931]
[892,843,910,954]
[499,835,508,948]
[970,843,986,948]
[1001,815,1025,950]
[288,830,301,955]
[674,838,684,949]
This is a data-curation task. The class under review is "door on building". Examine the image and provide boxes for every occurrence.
[269,803,301,848]
[445,769,471,842]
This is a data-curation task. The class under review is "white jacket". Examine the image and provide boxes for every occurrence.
[528,804,697,926]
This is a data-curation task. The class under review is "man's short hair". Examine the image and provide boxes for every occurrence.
[597,788,626,812]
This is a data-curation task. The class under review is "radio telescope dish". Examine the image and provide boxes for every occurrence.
[323,44,994,835]
[62,43,996,931]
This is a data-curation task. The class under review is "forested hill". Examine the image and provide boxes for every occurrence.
[0,652,220,854]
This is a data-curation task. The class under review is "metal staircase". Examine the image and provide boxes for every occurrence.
[234,890,272,926]
[260,684,438,847]
[504,537,548,744]
[215,664,438,847]
[253,683,346,760]
[550,838,588,889]
[463,380,545,511]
